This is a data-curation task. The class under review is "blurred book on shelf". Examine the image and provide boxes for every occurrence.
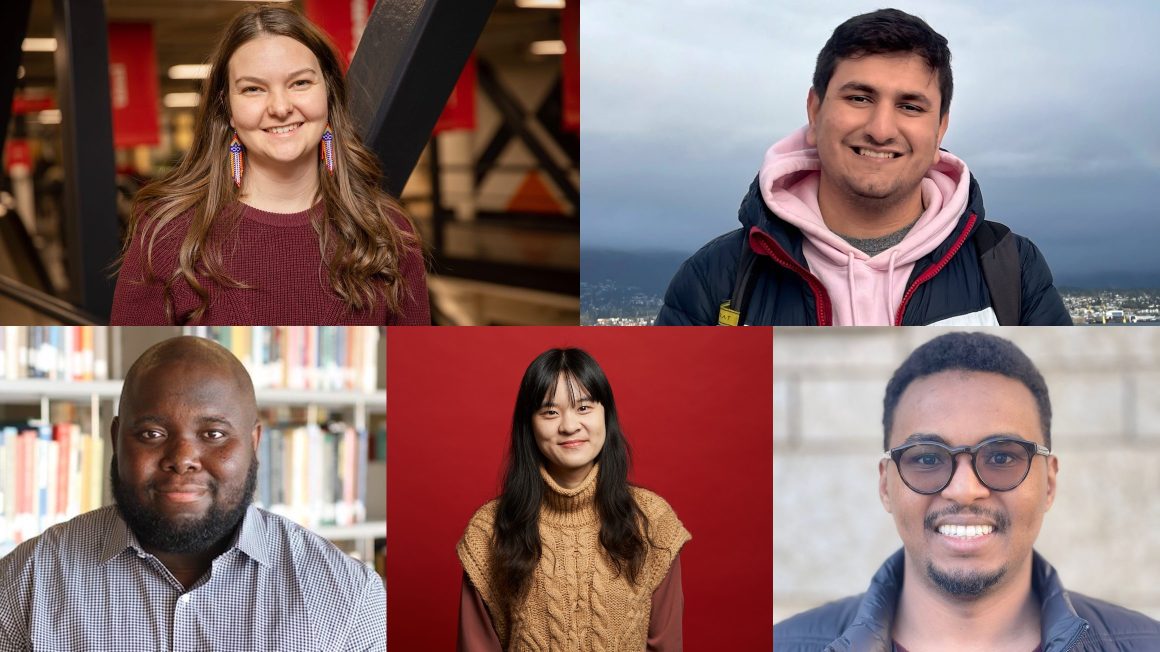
[256,419,368,530]
[183,326,379,393]
[0,421,105,555]
[0,327,109,381]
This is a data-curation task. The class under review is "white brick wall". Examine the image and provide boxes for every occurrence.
[773,327,1160,623]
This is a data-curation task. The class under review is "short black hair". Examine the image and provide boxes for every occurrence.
[882,332,1051,450]
[813,8,953,118]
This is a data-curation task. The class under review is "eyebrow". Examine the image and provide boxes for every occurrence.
[540,396,594,409]
[128,414,236,428]
[898,432,1030,447]
[234,68,318,86]
[837,81,933,107]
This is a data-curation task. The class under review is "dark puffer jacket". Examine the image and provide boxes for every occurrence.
[774,549,1160,651]
[655,175,1071,326]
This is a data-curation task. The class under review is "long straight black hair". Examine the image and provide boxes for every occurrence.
[492,348,649,609]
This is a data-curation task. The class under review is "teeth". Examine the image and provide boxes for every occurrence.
[857,148,896,159]
[267,123,300,134]
[938,524,995,538]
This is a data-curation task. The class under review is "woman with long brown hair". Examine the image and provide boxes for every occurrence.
[110,5,428,325]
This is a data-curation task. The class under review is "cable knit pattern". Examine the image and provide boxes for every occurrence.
[456,464,691,651]
[110,202,430,325]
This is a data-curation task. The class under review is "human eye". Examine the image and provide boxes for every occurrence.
[847,95,871,104]
[204,430,229,441]
[291,79,312,88]
[240,85,263,94]
[137,429,165,441]
[899,103,924,113]
[903,447,945,469]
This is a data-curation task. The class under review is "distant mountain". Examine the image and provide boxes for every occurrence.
[583,247,1159,293]
[581,248,691,296]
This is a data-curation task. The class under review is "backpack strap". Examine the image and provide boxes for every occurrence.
[718,236,760,326]
[974,220,1022,326]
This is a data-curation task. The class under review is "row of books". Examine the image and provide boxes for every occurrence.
[0,327,110,382]
[0,422,106,552]
[183,326,381,393]
[0,419,371,554]
[257,421,370,530]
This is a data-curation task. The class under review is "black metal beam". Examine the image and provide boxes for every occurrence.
[347,0,496,197]
[0,0,33,158]
[476,59,579,208]
[53,0,118,320]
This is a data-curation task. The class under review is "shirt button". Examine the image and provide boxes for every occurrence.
[180,594,190,604]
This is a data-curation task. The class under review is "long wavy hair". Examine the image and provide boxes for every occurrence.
[492,348,650,611]
[114,5,418,323]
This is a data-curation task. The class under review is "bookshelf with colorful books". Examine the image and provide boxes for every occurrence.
[0,326,386,571]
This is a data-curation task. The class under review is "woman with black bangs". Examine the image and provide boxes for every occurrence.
[456,348,691,650]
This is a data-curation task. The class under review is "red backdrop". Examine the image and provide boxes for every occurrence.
[387,327,772,649]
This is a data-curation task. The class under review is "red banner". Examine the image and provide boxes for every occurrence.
[306,0,376,66]
[107,23,160,148]
[433,55,476,134]
[561,0,579,133]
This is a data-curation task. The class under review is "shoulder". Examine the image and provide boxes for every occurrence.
[457,499,498,563]
[630,487,691,584]
[1068,592,1160,645]
[773,594,865,651]
[255,508,379,594]
[657,228,746,325]
[2,506,120,567]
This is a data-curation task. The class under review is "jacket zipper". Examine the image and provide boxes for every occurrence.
[1061,623,1090,651]
[892,212,978,325]
[749,227,833,325]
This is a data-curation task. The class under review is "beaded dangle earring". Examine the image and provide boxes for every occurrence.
[320,122,335,175]
[229,131,245,188]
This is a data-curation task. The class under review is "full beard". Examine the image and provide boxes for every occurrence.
[110,454,258,554]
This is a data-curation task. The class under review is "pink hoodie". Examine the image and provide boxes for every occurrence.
[757,126,971,325]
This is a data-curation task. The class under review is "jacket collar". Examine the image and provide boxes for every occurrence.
[741,170,987,272]
[828,549,1089,652]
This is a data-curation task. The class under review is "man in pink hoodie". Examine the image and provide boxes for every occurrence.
[656,8,1070,326]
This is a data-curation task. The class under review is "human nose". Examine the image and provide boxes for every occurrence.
[160,434,203,474]
[863,103,900,145]
[558,409,581,435]
[266,87,292,118]
[939,452,989,502]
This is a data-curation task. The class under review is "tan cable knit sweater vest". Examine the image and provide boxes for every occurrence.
[457,464,691,651]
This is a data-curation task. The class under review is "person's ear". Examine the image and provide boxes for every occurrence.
[879,458,893,514]
[806,88,822,147]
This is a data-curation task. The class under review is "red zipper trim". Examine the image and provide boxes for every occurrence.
[748,227,833,326]
[893,212,978,325]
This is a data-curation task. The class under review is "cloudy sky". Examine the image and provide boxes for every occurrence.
[581,0,1160,286]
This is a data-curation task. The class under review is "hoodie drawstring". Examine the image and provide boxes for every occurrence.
[886,250,900,324]
[846,252,857,326]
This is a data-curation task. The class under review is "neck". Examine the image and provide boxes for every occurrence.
[146,538,231,591]
[548,462,595,490]
[893,554,1041,652]
[817,174,925,239]
[239,159,320,213]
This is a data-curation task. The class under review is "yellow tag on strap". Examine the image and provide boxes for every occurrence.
[718,301,740,326]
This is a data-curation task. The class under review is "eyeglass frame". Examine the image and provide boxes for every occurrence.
[881,437,1052,495]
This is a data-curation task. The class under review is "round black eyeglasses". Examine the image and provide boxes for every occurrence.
[882,438,1051,495]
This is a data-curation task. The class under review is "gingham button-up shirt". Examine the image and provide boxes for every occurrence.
[0,505,385,651]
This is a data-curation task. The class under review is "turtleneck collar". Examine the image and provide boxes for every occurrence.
[540,463,600,528]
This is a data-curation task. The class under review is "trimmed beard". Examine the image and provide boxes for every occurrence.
[110,453,257,554]
[926,561,1007,598]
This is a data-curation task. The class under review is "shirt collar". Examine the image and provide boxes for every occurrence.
[99,504,270,567]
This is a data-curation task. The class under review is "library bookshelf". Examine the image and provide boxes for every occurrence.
[0,326,386,575]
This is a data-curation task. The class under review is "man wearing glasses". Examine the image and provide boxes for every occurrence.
[774,332,1160,651]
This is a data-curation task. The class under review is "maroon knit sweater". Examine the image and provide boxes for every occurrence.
[109,202,429,325]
